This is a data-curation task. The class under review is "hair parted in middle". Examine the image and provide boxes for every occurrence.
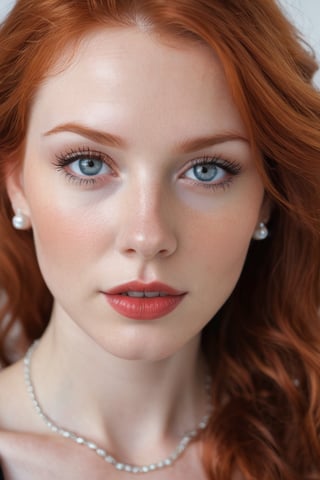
[0,1,319,479]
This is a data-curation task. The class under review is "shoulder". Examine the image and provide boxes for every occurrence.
[0,430,126,480]
[0,365,107,479]
[0,431,64,480]
[0,361,28,432]
[0,362,26,478]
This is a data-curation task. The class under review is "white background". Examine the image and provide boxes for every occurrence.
[0,0,319,85]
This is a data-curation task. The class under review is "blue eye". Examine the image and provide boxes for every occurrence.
[182,157,242,190]
[70,158,107,176]
[185,161,226,184]
[54,149,114,185]
[188,163,222,182]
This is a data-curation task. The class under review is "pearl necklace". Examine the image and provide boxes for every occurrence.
[24,342,212,475]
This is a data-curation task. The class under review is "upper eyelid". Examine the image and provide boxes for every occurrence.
[54,148,242,176]
[55,148,116,169]
[55,147,238,164]
[181,156,242,174]
[56,147,107,160]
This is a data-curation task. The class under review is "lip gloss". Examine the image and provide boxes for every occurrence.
[105,294,185,320]
[104,281,186,320]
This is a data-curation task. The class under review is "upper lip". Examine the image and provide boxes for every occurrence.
[105,281,185,296]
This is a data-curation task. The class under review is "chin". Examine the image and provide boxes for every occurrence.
[91,331,192,363]
[107,342,182,362]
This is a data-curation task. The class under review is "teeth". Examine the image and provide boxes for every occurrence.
[144,291,160,298]
[126,291,145,298]
[122,291,168,298]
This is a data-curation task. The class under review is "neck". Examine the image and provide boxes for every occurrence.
[30,310,209,464]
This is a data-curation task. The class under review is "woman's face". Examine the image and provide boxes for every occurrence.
[8,28,268,360]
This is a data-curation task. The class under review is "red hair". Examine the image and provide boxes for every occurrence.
[0,1,319,478]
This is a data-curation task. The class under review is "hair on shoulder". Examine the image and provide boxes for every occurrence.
[0,1,319,478]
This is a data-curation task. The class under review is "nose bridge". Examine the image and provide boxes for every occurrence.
[116,174,177,259]
[135,174,159,221]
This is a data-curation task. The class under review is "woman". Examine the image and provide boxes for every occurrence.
[0,0,319,479]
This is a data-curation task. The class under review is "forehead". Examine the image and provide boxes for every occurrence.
[28,27,247,143]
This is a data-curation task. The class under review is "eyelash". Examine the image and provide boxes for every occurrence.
[53,147,115,186]
[185,156,241,191]
[53,148,242,190]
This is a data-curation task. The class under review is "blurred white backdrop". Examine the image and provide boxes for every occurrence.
[0,0,319,85]
[281,0,320,85]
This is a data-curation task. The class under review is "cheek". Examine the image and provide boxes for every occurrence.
[26,189,112,286]
[184,203,259,293]
[190,219,251,272]
[186,179,264,274]
[24,168,113,256]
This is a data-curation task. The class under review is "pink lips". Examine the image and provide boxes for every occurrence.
[104,281,186,320]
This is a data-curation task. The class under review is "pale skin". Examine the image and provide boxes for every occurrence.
[0,27,269,479]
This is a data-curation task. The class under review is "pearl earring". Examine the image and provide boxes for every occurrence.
[253,222,269,240]
[12,209,29,230]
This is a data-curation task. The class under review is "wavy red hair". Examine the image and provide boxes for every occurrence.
[0,1,319,478]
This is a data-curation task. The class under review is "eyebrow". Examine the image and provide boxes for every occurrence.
[43,122,248,152]
[176,132,248,153]
[43,123,125,148]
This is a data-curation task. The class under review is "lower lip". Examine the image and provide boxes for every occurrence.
[105,294,185,320]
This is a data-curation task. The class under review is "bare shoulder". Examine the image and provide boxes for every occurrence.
[0,361,28,432]
[0,363,39,479]
[0,431,185,480]
[0,431,97,480]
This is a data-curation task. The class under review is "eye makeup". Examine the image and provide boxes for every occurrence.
[182,155,242,191]
[53,146,117,187]
[52,145,242,192]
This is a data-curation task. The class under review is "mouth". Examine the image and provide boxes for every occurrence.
[120,291,170,298]
[104,281,186,320]
[106,281,184,296]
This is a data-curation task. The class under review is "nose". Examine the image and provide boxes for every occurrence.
[114,181,178,261]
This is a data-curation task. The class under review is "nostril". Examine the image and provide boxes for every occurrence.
[117,224,178,260]
[125,247,168,256]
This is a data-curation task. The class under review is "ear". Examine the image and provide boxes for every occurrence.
[5,162,32,230]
